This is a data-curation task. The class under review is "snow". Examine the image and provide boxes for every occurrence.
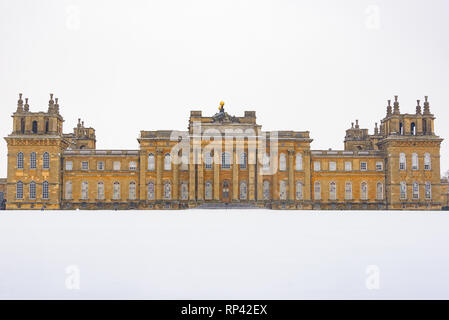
[1,210,448,299]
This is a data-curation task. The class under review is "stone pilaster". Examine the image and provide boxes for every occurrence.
[248,148,256,201]
[189,148,196,201]
[288,149,294,201]
[173,159,179,201]
[304,150,311,202]
[213,151,220,200]
[139,151,146,201]
[156,149,163,200]
[232,150,239,201]
[197,151,204,201]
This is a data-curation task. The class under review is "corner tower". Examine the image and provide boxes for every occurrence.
[4,94,68,210]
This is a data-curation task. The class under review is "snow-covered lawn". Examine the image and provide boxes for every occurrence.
[1,210,448,299]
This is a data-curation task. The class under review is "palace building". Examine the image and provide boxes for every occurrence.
[1,94,446,210]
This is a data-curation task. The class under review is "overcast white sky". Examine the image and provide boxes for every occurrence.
[1,0,448,178]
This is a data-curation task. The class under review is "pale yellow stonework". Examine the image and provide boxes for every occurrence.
[1,94,446,210]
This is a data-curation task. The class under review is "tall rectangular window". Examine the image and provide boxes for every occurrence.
[97,182,104,200]
[424,153,431,171]
[376,162,383,171]
[314,161,321,172]
[412,153,418,170]
[360,162,367,171]
[30,152,37,169]
[329,162,336,171]
[66,161,73,171]
[345,182,352,200]
[425,182,432,200]
[65,181,72,200]
[314,182,321,200]
[412,182,419,199]
[81,181,88,200]
[42,181,49,199]
[16,181,23,199]
[29,181,36,200]
[17,152,24,169]
[345,161,352,171]
[43,152,50,169]
[97,161,104,170]
[399,153,406,171]
[81,161,89,171]
[400,182,407,199]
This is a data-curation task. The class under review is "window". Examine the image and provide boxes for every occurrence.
[279,153,287,171]
[376,162,383,171]
[240,152,247,169]
[314,182,321,200]
[329,161,337,171]
[205,181,212,200]
[81,181,88,200]
[45,120,49,133]
[16,181,23,199]
[129,161,137,171]
[412,153,418,170]
[66,161,73,171]
[81,161,89,171]
[43,152,50,169]
[361,182,368,200]
[148,182,155,200]
[113,182,120,200]
[329,182,337,200]
[97,161,104,171]
[263,181,270,200]
[129,182,136,200]
[296,153,303,171]
[205,152,213,169]
[97,182,104,200]
[65,181,72,200]
[181,182,188,200]
[113,161,121,171]
[376,182,383,200]
[345,182,352,200]
[296,181,303,200]
[345,161,352,171]
[411,122,416,135]
[262,153,270,171]
[424,153,431,170]
[360,162,367,171]
[314,161,321,172]
[279,181,287,200]
[425,182,432,200]
[412,182,419,199]
[164,153,171,170]
[30,152,37,169]
[164,181,171,199]
[180,153,188,171]
[32,121,38,133]
[240,181,247,200]
[221,152,231,169]
[17,152,24,169]
[400,182,407,200]
[42,181,49,199]
[148,153,155,170]
[399,153,406,171]
[29,181,36,200]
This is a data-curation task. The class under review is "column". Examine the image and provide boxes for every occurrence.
[257,147,263,201]
[156,149,163,200]
[248,148,256,201]
[139,151,146,201]
[189,147,196,201]
[304,150,311,201]
[213,151,220,200]
[232,150,239,201]
[288,149,294,201]
[173,160,179,201]
[197,150,204,201]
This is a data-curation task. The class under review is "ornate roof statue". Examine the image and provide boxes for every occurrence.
[212,101,240,123]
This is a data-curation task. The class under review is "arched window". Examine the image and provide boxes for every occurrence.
[32,121,38,133]
[240,181,247,200]
[96,182,104,200]
[221,152,231,169]
[240,152,247,169]
[113,182,120,200]
[181,182,188,200]
[16,181,23,199]
[129,182,136,200]
[296,153,303,171]
[30,152,37,169]
[296,181,303,200]
[411,122,416,135]
[164,181,171,199]
[17,152,24,169]
[400,182,407,200]
[263,181,270,200]
[412,182,419,199]
[148,153,155,171]
[205,181,212,200]
[314,182,321,200]
[424,153,431,170]
[42,181,49,200]
[329,182,337,200]
[399,122,403,135]
[412,153,418,170]
[399,153,406,171]
[425,182,432,200]
[361,182,368,200]
[345,182,352,200]
[423,119,428,134]
[29,181,36,200]
[205,151,213,169]
[81,181,88,200]
[20,118,25,133]
[129,161,137,171]
[45,120,49,133]
[280,181,287,200]
[148,182,155,200]
[279,153,287,171]
[43,152,50,169]
[164,153,171,170]
[376,182,383,200]
[65,181,72,200]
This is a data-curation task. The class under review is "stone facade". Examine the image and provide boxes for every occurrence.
[1,94,445,210]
